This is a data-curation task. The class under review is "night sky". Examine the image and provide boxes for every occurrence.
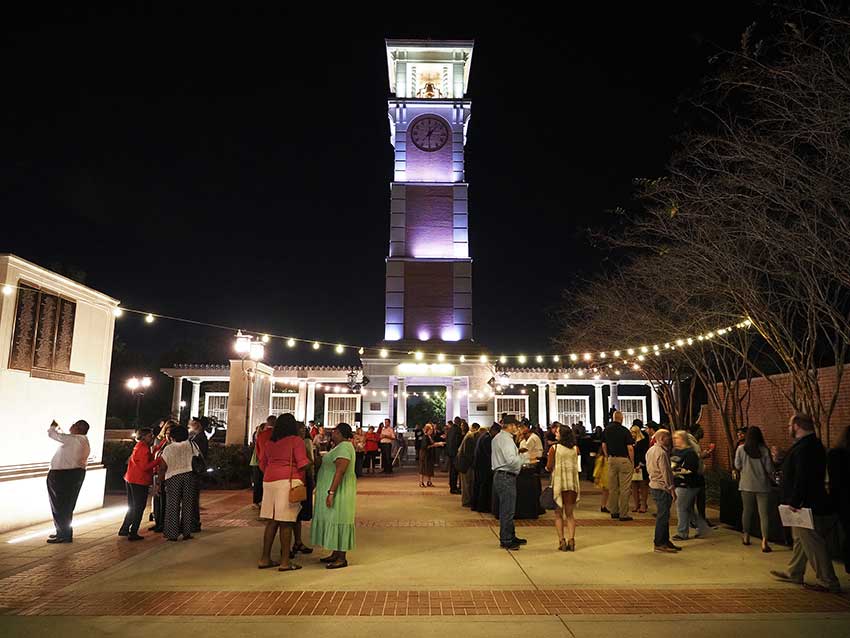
[2,5,760,418]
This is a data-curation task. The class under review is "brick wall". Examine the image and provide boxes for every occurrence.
[405,185,453,257]
[699,366,850,471]
[403,261,453,341]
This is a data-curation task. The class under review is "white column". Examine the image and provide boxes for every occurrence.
[548,382,558,424]
[461,377,469,421]
[306,381,316,423]
[609,381,619,414]
[396,377,406,426]
[593,382,605,429]
[387,376,396,425]
[650,383,662,424]
[171,375,184,420]
[451,377,462,422]
[190,380,201,420]
[296,381,307,421]
[537,382,547,427]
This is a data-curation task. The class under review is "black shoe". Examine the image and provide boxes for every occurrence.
[46,537,72,544]
[48,533,58,539]
[118,530,129,537]
[619,516,634,522]
[600,507,610,513]
[182,534,194,540]
[666,541,682,551]
[611,513,620,519]
[127,534,144,541]
[511,537,528,545]
[500,542,521,551]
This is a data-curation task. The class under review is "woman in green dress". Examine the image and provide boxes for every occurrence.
[311,422,356,569]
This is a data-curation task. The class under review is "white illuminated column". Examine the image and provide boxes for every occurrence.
[451,377,462,422]
[296,381,308,421]
[548,382,558,425]
[537,382,547,427]
[396,377,406,426]
[190,380,201,420]
[171,376,184,420]
[594,382,605,428]
[650,383,662,423]
[387,375,397,425]
[609,381,619,413]
[306,381,316,423]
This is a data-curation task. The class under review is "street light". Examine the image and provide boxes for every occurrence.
[126,376,152,426]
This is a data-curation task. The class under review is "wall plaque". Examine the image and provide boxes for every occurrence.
[7,280,83,383]
[9,283,39,371]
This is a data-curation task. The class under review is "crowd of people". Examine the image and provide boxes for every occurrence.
[40,406,849,593]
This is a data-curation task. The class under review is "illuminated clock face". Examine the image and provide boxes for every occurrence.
[409,116,450,152]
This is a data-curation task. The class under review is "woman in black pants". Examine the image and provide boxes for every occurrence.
[119,428,160,540]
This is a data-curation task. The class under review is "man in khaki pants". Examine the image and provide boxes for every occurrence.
[602,411,635,521]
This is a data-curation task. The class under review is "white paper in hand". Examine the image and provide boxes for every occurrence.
[778,505,814,529]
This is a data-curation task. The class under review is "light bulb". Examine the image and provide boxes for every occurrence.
[312,342,320,350]
[380,349,389,358]
[518,355,527,364]
[145,314,155,324]
[335,344,344,354]
[553,355,560,362]
[287,338,295,347]
[414,351,424,361]
[437,353,445,362]
[459,355,466,362]
[499,356,506,364]
[113,307,123,317]
[261,334,270,343]
[1,284,13,296]
[479,354,488,363]
[535,355,543,363]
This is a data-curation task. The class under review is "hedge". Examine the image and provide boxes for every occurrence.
[101,441,252,491]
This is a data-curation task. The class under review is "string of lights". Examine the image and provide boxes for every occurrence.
[1,281,753,368]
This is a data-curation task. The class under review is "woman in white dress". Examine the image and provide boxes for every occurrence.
[545,423,581,551]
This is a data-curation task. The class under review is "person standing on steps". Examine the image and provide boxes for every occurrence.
[602,411,635,521]
[379,418,395,474]
[491,415,526,551]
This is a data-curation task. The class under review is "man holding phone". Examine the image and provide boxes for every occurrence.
[46,419,91,543]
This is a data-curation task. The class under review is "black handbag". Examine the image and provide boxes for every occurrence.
[540,484,557,510]
[191,441,207,476]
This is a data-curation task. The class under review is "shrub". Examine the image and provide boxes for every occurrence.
[202,444,252,489]
[102,440,135,491]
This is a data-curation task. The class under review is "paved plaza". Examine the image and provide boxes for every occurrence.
[1,469,849,637]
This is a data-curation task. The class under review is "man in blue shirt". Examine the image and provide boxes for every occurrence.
[491,415,526,550]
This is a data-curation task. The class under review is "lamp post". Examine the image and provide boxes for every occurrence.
[126,376,152,426]
[235,331,264,445]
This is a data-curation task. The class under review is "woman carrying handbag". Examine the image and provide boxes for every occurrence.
[257,414,309,571]
[545,424,581,551]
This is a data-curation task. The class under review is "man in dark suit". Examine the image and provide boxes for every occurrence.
[446,417,463,494]
[770,414,841,593]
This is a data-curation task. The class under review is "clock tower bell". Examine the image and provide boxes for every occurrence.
[383,39,474,346]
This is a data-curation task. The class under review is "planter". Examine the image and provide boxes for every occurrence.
[719,482,789,545]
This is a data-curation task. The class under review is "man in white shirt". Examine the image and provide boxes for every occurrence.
[491,415,526,550]
[46,420,91,543]
[518,422,543,465]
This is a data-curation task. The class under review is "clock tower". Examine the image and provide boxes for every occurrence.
[383,40,474,346]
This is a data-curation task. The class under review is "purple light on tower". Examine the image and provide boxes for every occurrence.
[440,327,461,341]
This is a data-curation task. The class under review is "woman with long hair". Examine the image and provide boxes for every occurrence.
[671,430,711,541]
[258,413,309,571]
[312,423,357,569]
[545,424,581,551]
[630,424,649,513]
[734,425,775,552]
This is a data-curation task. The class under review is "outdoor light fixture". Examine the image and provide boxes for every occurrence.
[459,355,466,362]
[479,354,488,363]
[335,344,344,354]
[287,338,296,347]
[627,348,635,356]
[126,376,152,425]
[569,353,578,362]
[613,350,621,357]
[518,355,527,364]
[249,341,264,361]
[437,353,445,362]
[234,330,251,354]
[499,356,506,364]
[600,352,607,359]
[1,284,12,296]
[145,313,155,323]
[553,355,560,362]
[113,307,123,317]
[536,355,543,363]
[414,351,424,361]
[312,342,320,350]
[583,353,591,361]
[261,334,270,343]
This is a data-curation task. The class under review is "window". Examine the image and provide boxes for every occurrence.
[495,396,529,421]
[270,393,297,417]
[325,395,360,428]
[205,392,229,426]
[619,397,647,426]
[557,396,590,426]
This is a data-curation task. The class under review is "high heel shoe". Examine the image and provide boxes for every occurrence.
[419,482,425,487]
[742,535,751,546]
[762,545,772,553]
[558,538,568,551]
[426,481,433,487]
[567,539,576,552]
